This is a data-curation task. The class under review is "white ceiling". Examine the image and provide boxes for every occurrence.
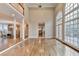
[0,3,24,23]
[26,3,57,8]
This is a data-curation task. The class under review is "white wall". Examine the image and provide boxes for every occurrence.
[24,4,30,24]
[29,8,54,38]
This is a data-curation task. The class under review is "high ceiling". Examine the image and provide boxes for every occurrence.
[0,4,24,23]
[26,3,58,8]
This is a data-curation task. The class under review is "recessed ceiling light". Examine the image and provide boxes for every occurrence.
[38,5,42,8]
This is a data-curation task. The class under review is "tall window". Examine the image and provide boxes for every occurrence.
[64,3,79,48]
[56,12,62,40]
[0,24,8,32]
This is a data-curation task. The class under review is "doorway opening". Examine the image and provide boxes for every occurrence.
[38,23,45,38]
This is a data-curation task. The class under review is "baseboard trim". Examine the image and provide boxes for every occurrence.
[28,37,54,39]
[56,38,79,53]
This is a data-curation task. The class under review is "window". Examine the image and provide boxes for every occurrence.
[64,3,79,48]
[0,24,8,34]
[56,12,62,40]
[0,24,2,31]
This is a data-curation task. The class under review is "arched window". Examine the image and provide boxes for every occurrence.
[56,12,62,40]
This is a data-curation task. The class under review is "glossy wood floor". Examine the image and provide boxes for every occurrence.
[0,37,20,53]
[0,38,79,56]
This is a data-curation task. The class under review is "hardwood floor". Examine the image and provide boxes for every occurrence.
[0,37,20,52]
[0,38,79,56]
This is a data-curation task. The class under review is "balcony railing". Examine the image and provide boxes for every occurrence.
[9,3,24,15]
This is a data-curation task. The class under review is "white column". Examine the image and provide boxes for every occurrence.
[20,18,25,41]
[19,19,25,47]
[22,18,25,40]
[13,18,16,40]
[20,24,22,39]
[20,23,22,40]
